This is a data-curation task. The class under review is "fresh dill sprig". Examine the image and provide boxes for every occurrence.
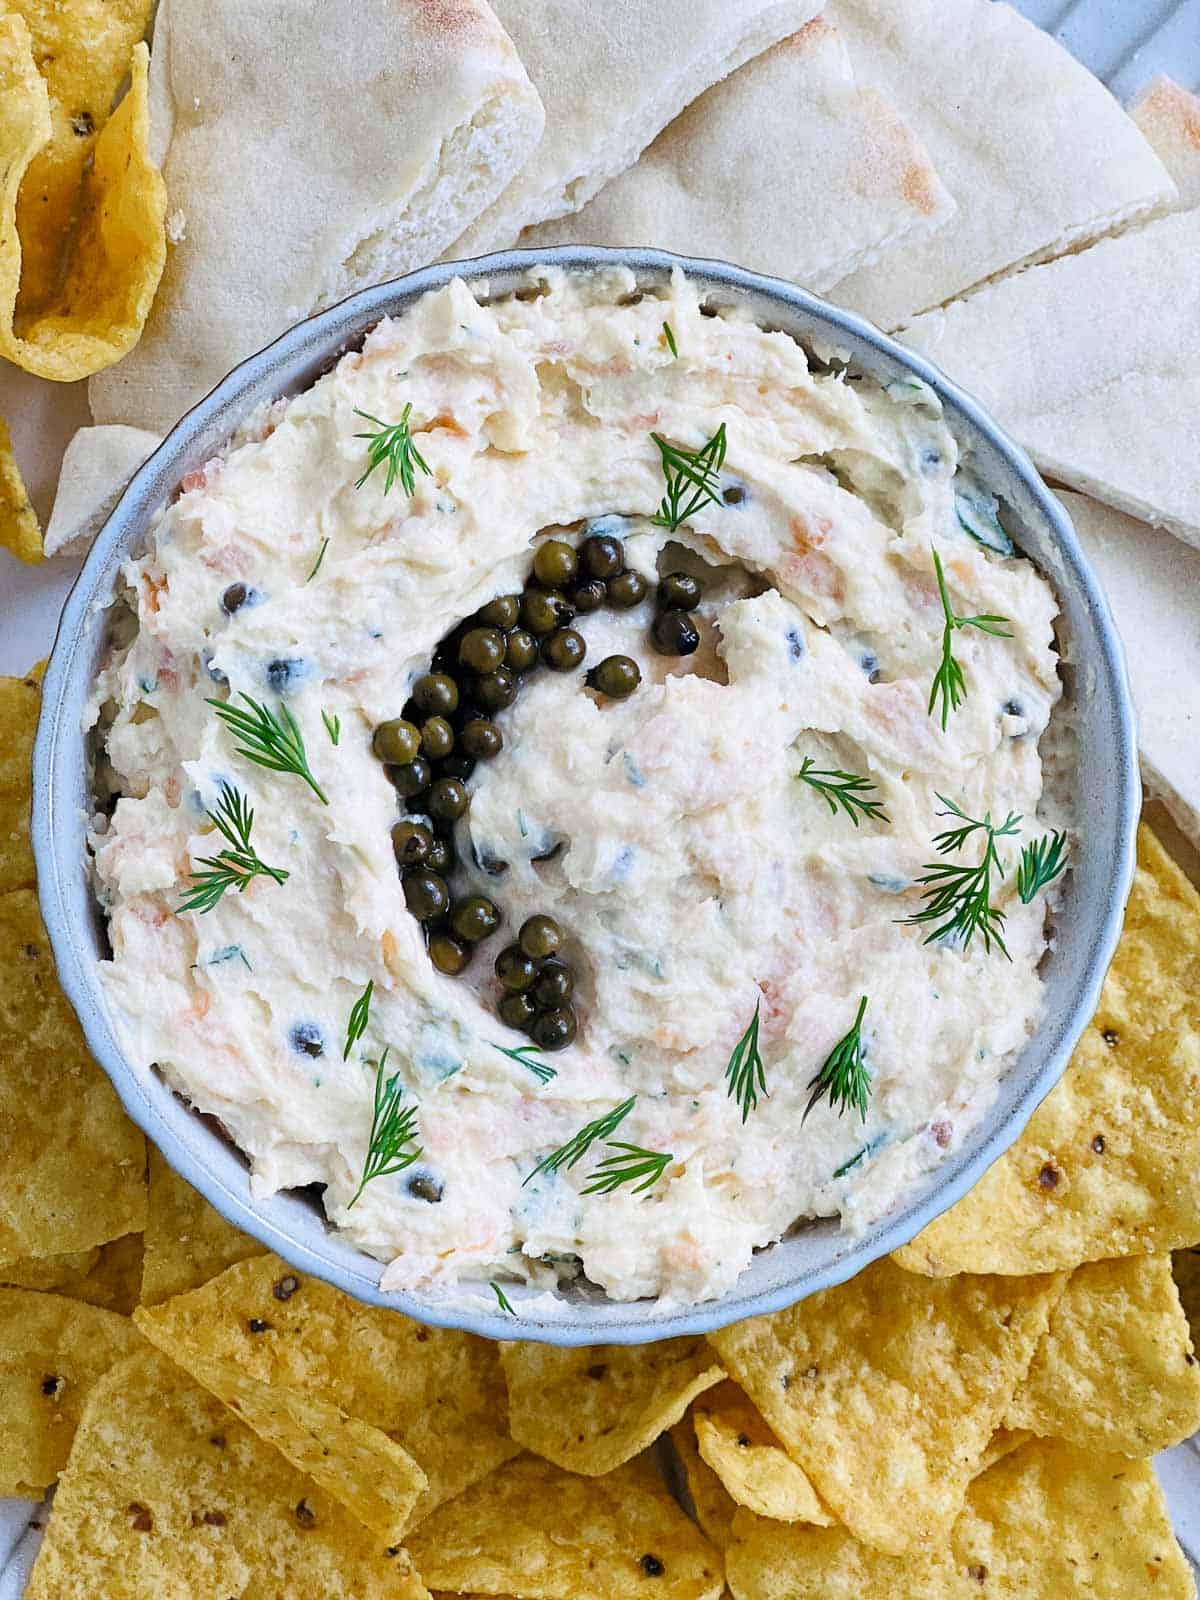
[797,756,889,826]
[207,693,328,804]
[902,795,1021,957]
[348,1048,422,1207]
[354,405,432,498]
[523,1096,636,1186]
[662,320,678,358]
[725,1000,767,1123]
[491,1041,557,1085]
[805,996,871,1122]
[178,784,289,914]
[928,548,1012,729]
[306,538,330,582]
[1017,830,1068,904]
[343,979,373,1061]
[651,422,727,532]
[322,709,341,746]
[582,1141,674,1196]
[490,1279,517,1316]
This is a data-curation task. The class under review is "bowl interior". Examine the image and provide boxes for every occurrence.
[32,247,1138,1344]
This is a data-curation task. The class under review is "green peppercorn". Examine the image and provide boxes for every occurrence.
[427,777,469,823]
[439,753,477,782]
[607,569,648,608]
[462,718,503,759]
[476,667,518,711]
[420,716,454,759]
[496,944,538,992]
[388,757,431,798]
[450,895,501,943]
[533,539,578,587]
[531,1007,577,1051]
[426,834,454,875]
[520,589,571,636]
[498,991,537,1031]
[519,914,561,960]
[533,959,574,1009]
[658,570,702,611]
[372,718,420,764]
[429,932,470,975]
[651,611,701,656]
[586,654,641,700]
[541,628,587,672]
[459,627,506,674]
[404,871,448,921]
[391,820,434,868]
[477,593,520,629]
[570,578,607,614]
[412,672,459,716]
[504,628,539,672]
[582,532,624,579]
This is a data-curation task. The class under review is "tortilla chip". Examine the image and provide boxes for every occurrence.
[4,1232,143,1315]
[708,1257,1063,1555]
[0,1286,142,1494]
[133,1253,518,1526]
[0,416,41,561]
[9,0,155,315]
[1173,1247,1200,1348]
[724,1436,1193,1599]
[1005,1253,1200,1455]
[692,1381,831,1527]
[499,1335,724,1477]
[141,1146,263,1306]
[975,1427,1034,1475]
[0,24,166,381]
[407,1451,723,1600]
[668,1419,737,1554]
[894,826,1200,1276]
[23,1350,431,1600]
[1,1245,100,1293]
[0,888,147,1265]
[0,665,40,892]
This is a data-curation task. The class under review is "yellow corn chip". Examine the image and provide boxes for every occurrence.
[133,1253,518,1527]
[3,1232,143,1315]
[0,665,41,892]
[0,888,147,1265]
[894,826,1200,1277]
[24,1350,431,1600]
[9,0,155,315]
[0,19,165,381]
[709,1257,1063,1555]
[407,1451,723,1600]
[669,1418,737,1554]
[0,1286,142,1494]
[1005,1253,1200,1454]
[975,1428,1034,1474]
[0,416,40,561]
[500,1334,724,1476]
[1,1245,99,1293]
[1174,1246,1200,1347]
[141,1146,264,1306]
[692,1380,831,1527]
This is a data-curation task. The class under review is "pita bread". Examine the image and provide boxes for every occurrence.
[445,0,823,256]
[1131,75,1200,212]
[88,0,543,435]
[901,209,1200,546]
[43,423,157,557]
[822,0,1175,330]
[1057,490,1200,843]
[522,18,953,293]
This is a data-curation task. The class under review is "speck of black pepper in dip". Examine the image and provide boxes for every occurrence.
[128,1503,154,1532]
[272,1274,300,1302]
[294,1498,317,1529]
[1102,1028,1119,1048]
[40,1375,60,1396]
[1037,1164,1060,1191]
[247,1316,272,1334]
[640,1554,665,1577]
[1091,1134,1106,1154]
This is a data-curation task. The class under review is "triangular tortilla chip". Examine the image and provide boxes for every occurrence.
[523,18,952,293]
[1005,1253,1200,1455]
[133,1253,518,1527]
[5,1232,145,1316]
[692,1381,832,1526]
[499,1335,724,1476]
[824,0,1174,329]
[894,826,1200,1276]
[668,1418,738,1554]
[0,416,40,561]
[1131,75,1200,212]
[708,1257,1063,1555]
[24,1350,431,1600]
[407,1452,723,1600]
[140,1146,263,1307]
[0,665,42,891]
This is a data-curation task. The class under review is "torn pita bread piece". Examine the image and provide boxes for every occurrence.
[42,423,158,557]
[822,0,1175,330]
[902,209,1200,546]
[89,0,544,435]
[523,18,952,293]
[446,0,823,257]
[1058,490,1200,843]
[1131,75,1200,212]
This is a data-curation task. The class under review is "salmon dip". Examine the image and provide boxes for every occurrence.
[88,266,1067,1307]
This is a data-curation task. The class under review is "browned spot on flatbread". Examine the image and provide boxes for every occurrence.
[1142,78,1200,150]
[413,0,499,44]
[901,162,941,215]
[776,16,835,54]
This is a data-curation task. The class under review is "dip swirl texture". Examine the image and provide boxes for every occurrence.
[89,267,1062,1306]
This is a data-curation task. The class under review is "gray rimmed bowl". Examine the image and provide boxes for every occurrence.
[32,246,1139,1345]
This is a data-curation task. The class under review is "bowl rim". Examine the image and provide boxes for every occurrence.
[32,244,1140,1344]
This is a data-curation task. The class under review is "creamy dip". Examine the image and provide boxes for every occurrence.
[90,267,1064,1306]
